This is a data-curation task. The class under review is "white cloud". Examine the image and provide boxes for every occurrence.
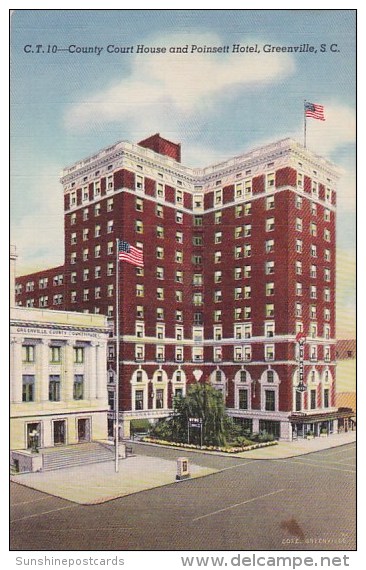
[11,164,64,275]
[65,32,295,130]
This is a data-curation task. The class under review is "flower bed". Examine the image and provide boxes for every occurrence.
[141,437,278,453]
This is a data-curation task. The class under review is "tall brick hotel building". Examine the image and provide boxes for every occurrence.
[15,133,351,440]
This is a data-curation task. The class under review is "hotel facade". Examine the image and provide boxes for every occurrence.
[15,134,348,440]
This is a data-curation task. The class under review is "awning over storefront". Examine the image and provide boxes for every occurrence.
[289,408,355,424]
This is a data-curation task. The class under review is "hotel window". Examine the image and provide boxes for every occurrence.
[244,203,252,216]
[175,347,184,362]
[310,305,317,320]
[214,310,222,322]
[95,287,101,299]
[324,229,331,242]
[193,292,203,306]
[235,226,243,239]
[214,290,222,303]
[71,291,77,303]
[244,224,251,237]
[215,231,222,243]
[265,261,274,275]
[176,211,183,224]
[265,390,275,411]
[22,345,35,363]
[94,203,101,216]
[194,195,203,209]
[136,175,143,191]
[214,211,222,224]
[244,265,252,278]
[22,375,35,402]
[244,324,252,338]
[157,183,164,198]
[155,389,164,409]
[83,188,89,203]
[310,323,317,339]
[310,222,317,237]
[135,345,144,361]
[50,345,62,363]
[176,231,183,243]
[244,306,251,319]
[213,270,222,284]
[106,262,114,276]
[175,250,183,263]
[235,182,243,199]
[106,306,112,317]
[156,204,163,218]
[107,175,114,192]
[192,236,203,246]
[176,290,183,302]
[234,267,242,280]
[73,375,84,400]
[324,325,331,340]
[107,241,113,255]
[311,244,317,258]
[244,286,251,299]
[176,326,184,340]
[107,220,114,233]
[296,261,302,275]
[265,240,274,253]
[194,215,202,227]
[70,191,76,206]
[324,249,331,262]
[214,347,222,362]
[324,308,331,321]
[235,205,243,218]
[296,218,303,232]
[297,173,303,188]
[193,273,203,285]
[107,284,114,297]
[135,390,144,411]
[156,267,164,280]
[214,251,222,264]
[296,282,302,296]
[136,284,144,297]
[95,266,101,279]
[83,228,89,241]
[265,345,275,361]
[71,252,77,264]
[156,346,165,362]
[266,217,275,231]
[324,287,331,302]
[94,245,101,258]
[295,195,303,209]
[244,345,251,361]
[83,289,89,301]
[240,370,247,383]
[310,285,317,299]
[214,325,223,340]
[39,296,48,308]
[324,388,330,408]
[244,244,251,258]
[245,179,252,196]
[234,346,243,362]
[266,196,275,210]
[73,346,84,364]
[173,270,183,283]
[94,181,101,197]
[156,246,164,259]
[266,173,275,191]
[49,375,61,402]
[324,346,331,362]
[312,181,318,198]
[136,323,144,338]
[176,310,183,322]
[156,324,165,340]
[266,304,274,317]
[94,224,101,238]
[156,225,164,238]
[157,307,164,320]
[266,282,274,296]
[71,232,77,245]
[265,322,275,337]
[326,188,332,202]
[234,245,242,259]
[234,324,243,339]
[310,265,317,278]
[296,239,303,253]
[234,308,242,320]
[135,220,143,233]
[176,189,183,204]
[310,389,317,410]
[295,302,302,317]
[311,202,317,216]
[136,306,144,319]
[215,189,222,205]
[107,198,114,212]
[324,268,331,282]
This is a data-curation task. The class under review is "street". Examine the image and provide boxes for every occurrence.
[10,442,356,551]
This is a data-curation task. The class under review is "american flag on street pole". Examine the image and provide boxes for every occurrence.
[118,240,144,267]
[304,101,325,121]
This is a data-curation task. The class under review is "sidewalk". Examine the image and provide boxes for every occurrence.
[11,454,216,505]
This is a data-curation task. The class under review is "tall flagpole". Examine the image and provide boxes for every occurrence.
[303,99,307,148]
[115,238,120,473]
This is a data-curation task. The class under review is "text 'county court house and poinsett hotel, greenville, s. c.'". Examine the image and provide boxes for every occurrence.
[12,132,355,449]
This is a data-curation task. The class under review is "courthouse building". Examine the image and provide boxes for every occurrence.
[10,246,109,457]
[15,134,353,440]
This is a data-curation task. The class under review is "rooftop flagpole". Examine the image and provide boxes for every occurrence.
[304,99,307,148]
[115,238,120,473]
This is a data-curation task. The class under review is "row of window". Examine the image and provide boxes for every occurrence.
[69,179,114,209]
[22,345,84,364]
[22,374,84,402]
[71,220,114,243]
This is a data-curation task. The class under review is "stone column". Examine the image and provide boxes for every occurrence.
[10,337,23,403]
[96,342,107,400]
[64,341,75,402]
[39,339,50,403]
[88,342,98,400]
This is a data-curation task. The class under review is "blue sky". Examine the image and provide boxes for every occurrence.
[10,9,356,336]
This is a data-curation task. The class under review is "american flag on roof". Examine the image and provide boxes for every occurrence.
[304,101,325,121]
[118,240,144,267]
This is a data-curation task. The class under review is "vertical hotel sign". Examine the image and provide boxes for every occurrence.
[296,332,307,392]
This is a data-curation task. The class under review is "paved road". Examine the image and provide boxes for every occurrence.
[10,442,356,551]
